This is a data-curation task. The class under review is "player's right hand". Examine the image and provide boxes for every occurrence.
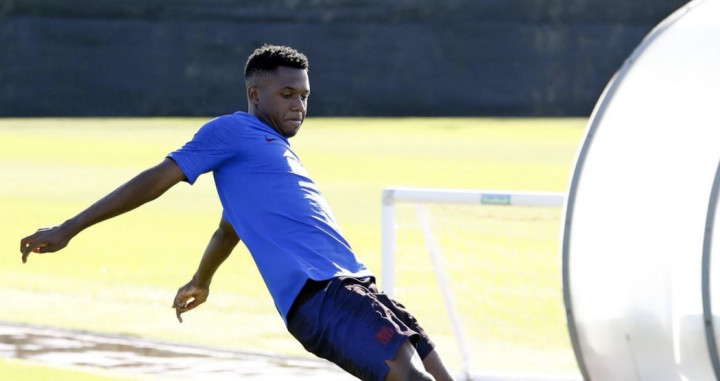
[20,225,72,263]
[172,280,210,323]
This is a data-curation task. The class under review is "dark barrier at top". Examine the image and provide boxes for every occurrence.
[0,0,688,117]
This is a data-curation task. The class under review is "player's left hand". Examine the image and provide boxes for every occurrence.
[172,279,209,323]
[20,225,73,263]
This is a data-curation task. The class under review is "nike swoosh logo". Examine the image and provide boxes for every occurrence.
[265,136,277,142]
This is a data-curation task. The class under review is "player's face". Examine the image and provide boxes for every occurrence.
[251,67,310,138]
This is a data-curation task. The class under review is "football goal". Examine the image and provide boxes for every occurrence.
[381,187,571,380]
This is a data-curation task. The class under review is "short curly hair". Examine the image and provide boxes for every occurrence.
[244,44,309,81]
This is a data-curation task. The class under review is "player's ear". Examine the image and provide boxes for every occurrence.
[247,86,260,106]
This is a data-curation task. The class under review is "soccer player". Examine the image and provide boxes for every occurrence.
[20,44,454,381]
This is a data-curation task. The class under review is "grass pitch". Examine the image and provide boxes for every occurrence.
[0,117,585,377]
[0,358,171,380]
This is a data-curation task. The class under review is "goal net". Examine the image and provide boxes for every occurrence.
[381,187,576,380]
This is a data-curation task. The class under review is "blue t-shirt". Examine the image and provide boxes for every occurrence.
[168,112,372,323]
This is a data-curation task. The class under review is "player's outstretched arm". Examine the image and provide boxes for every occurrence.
[20,158,186,263]
[173,218,239,323]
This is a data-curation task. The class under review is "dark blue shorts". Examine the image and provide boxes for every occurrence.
[286,276,435,381]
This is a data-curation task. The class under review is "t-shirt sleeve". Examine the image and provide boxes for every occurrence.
[168,116,244,184]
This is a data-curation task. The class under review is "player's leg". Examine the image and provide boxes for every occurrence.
[420,349,454,381]
[385,340,434,381]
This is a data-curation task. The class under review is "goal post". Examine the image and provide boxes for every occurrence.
[380,186,567,380]
[381,187,565,297]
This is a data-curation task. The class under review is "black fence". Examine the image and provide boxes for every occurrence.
[0,0,688,117]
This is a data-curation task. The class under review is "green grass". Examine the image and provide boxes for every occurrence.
[0,358,176,381]
[393,203,572,373]
[0,117,586,376]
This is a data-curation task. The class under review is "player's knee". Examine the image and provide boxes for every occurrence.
[385,341,434,381]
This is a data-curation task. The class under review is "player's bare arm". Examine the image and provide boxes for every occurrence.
[20,158,186,263]
[173,217,239,323]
